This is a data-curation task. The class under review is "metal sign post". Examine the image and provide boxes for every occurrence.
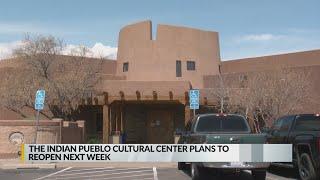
[34,90,45,144]
[34,110,40,144]
[189,89,200,116]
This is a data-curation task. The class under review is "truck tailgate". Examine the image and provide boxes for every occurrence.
[205,133,267,144]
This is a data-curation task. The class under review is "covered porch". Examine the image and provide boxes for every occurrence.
[105,100,186,144]
[93,80,193,144]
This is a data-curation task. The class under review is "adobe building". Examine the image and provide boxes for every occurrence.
[93,20,221,144]
[1,20,320,145]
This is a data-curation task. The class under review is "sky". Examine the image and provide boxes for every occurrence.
[0,0,320,60]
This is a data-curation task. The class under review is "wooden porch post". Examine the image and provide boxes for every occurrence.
[184,105,191,126]
[102,105,109,144]
[120,103,124,132]
[111,105,116,133]
[116,104,121,132]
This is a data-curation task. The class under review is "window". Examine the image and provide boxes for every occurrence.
[239,74,248,82]
[280,116,294,131]
[187,61,196,71]
[239,74,248,88]
[176,60,182,77]
[272,116,294,132]
[123,62,129,72]
[272,118,283,131]
[195,115,249,132]
[294,115,320,131]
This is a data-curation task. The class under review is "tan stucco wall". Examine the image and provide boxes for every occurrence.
[0,126,34,155]
[0,120,61,155]
[0,120,86,156]
[221,49,320,74]
[116,20,221,88]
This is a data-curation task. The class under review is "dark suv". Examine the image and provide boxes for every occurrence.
[266,114,320,180]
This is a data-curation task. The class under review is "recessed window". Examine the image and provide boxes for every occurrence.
[187,61,196,71]
[239,74,248,81]
[123,62,129,72]
[176,60,182,77]
[239,74,248,88]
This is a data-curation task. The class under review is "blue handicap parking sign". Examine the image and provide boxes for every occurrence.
[35,90,45,110]
[190,103,199,110]
[35,103,44,110]
[189,89,200,110]
[190,99,198,104]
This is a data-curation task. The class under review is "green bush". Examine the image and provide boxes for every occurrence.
[87,136,102,144]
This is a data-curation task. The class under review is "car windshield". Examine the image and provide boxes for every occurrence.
[294,115,320,131]
[195,115,249,132]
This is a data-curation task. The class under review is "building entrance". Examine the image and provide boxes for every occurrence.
[120,102,184,144]
[146,110,174,144]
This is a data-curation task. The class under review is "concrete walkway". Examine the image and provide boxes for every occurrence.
[0,159,56,170]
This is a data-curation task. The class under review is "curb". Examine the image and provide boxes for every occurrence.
[0,163,56,170]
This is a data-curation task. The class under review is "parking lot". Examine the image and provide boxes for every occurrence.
[0,165,298,180]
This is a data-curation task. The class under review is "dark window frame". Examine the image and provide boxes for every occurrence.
[123,62,129,72]
[187,61,196,71]
[176,60,182,77]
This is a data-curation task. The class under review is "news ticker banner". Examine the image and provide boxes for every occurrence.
[21,144,292,163]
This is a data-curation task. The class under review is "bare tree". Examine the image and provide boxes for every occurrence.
[211,72,230,113]
[211,68,312,132]
[0,34,103,120]
[0,71,28,117]
[234,69,311,129]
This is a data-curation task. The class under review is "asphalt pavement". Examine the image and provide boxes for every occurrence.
[0,165,298,180]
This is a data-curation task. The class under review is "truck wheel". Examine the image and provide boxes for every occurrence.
[178,162,186,170]
[252,170,266,180]
[190,163,206,180]
[298,153,317,180]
